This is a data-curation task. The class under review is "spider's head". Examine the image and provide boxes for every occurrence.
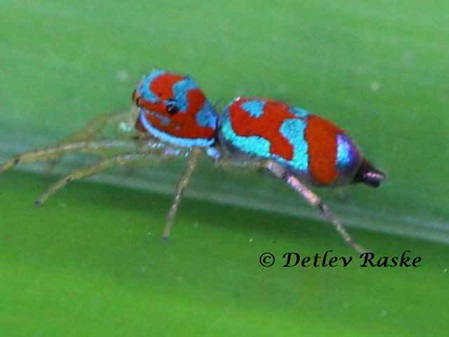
[132,70,218,147]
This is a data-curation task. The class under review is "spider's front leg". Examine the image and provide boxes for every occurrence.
[0,139,141,174]
[161,150,262,241]
[265,161,367,254]
[163,148,202,241]
[61,110,137,143]
[35,144,182,207]
[44,110,139,173]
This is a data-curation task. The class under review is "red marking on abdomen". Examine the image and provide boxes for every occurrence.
[229,99,298,160]
[305,115,342,185]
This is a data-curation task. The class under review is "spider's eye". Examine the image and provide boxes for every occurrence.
[166,100,179,115]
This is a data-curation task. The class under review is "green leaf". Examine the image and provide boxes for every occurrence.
[1,1,448,336]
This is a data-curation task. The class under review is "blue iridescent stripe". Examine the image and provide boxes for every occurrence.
[221,107,270,155]
[289,106,309,118]
[241,100,266,117]
[336,134,360,173]
[172,77,197,113]
[279,119,309,172]
[139,109,214,147]
[173,76,218,129]
[220,106,309,173]
[138,70,166,103]
[196,100,218,128]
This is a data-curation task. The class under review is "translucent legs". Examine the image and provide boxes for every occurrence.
[35,151,177,207]
[0,140,139,173]
[162,148,201,241]
[60,111,136,142]
[44,110,137,173]
[266,161,367,253]
[0,135,202,241]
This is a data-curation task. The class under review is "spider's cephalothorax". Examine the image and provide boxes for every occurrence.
[0,70,385,253]
[132,69,219,147]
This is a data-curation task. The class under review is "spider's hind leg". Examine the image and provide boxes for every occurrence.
[265,161,367,254]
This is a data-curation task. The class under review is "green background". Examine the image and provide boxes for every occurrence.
[0,1,448,336]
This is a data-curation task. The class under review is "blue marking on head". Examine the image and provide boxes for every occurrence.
[241,100,266,117]
[170,76,219,131]
[336,134,361,173]
[172,76,198,113]
[196,100,218,128]
[289,106,309,118]
[138,70,166,103]
[279,119,309,172]
[172,76,218,130]
[138,109,214,147]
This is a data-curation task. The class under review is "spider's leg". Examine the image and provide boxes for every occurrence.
[45,110,138,173]
[35,149,178,207]
[266,161,367,253]
[162,148,202,241]
[64,110,136,142]
[216,156,265,174]
[0,140,139,174]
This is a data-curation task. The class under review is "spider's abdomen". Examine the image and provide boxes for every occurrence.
[218,97,363,186]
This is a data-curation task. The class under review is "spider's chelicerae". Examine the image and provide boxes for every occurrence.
[0,69,385,252]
